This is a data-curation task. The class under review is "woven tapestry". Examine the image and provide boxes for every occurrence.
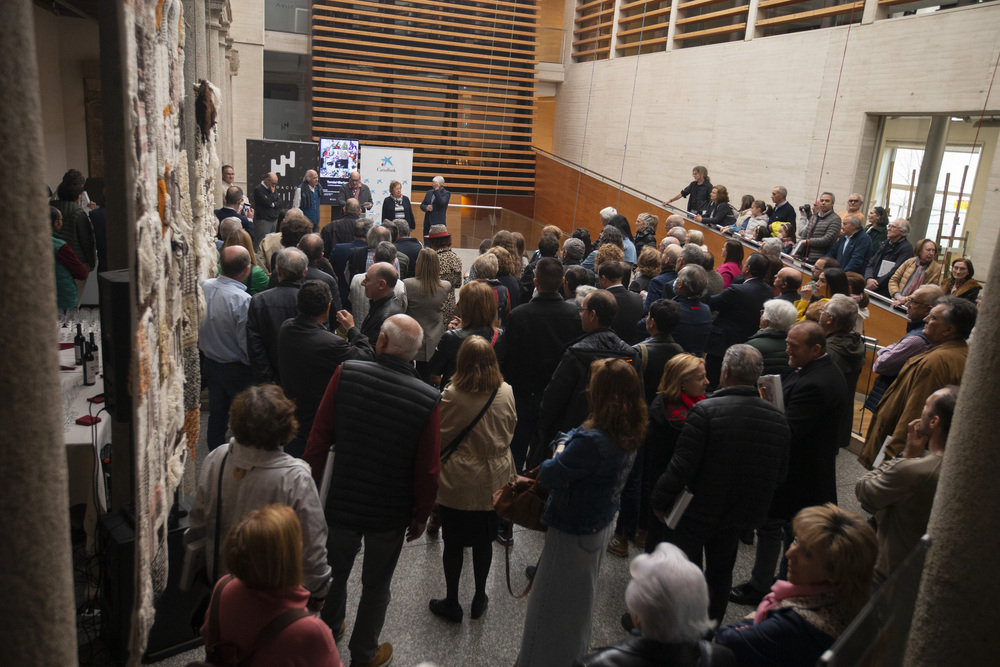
[125,0,218,661]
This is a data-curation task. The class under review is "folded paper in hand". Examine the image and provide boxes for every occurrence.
[664,488,694,529]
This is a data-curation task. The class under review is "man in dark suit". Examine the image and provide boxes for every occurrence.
[334,171,373,221]
[297,234,342,315]
[504,258,583,472]
[252,172,280,247]
[322,199,363,254]
[246,247,306,384]
[826,213,873,273]
[864,218,914,298]
[392,219,422,279]
[705,253,774,388]
[768,185,796,235]
[215,185,252,238]
[599,260,644,345]
[730,321,847,606]
[419,175,451,237]
[330,220,369,312]
[277,280,374,457]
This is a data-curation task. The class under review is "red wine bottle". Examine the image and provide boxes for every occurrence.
[74,323,86,365]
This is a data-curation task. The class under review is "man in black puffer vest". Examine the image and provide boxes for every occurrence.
[304,314,440,667]
[651,344,790,624]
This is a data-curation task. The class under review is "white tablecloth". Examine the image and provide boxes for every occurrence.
[61,346,110,548]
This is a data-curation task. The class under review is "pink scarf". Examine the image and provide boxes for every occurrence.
[754,579,836,624]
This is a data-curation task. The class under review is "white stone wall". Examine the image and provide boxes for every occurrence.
[228,0,265,192]
[552,4,1000,274]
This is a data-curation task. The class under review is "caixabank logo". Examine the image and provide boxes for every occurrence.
[377,156,396,173]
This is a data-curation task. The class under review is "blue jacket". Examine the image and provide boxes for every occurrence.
[714,607,836,666]
[539,427,636,534]
[826,230,873,274]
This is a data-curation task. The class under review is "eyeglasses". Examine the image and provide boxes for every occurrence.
[848,199,862,203]
[577,307,593,313]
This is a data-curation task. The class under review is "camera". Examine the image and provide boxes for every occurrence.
[799,204,812,218]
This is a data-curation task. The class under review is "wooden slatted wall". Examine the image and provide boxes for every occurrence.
[573,0,615,62]
[616,0,672,57]
[311,0,538,195]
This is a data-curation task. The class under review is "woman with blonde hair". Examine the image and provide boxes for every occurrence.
[519,358,648,666]
[428,336,517,623]
[200,504,343,666]
[428,280,505,388]
[488,245,521,309]
[594,243,625,273]
[641,354,709,554]
[222,228,269,295]
[404,248,451,380]
[715,504,877,665]
[491,229,523,275]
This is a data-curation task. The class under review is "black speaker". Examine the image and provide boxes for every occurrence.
[99,499,203,664]
[97,269,132,421]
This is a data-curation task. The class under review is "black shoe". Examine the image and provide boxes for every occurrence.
[739,529,755,545]
[729,583,767,606]
[429,598,463,623]
[525,565,536,580]
[471,593,489,619]
[496,524,514,546]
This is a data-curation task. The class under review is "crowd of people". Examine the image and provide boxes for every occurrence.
[171,164,986,666]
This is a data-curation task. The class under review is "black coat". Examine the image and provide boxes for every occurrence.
[252,182,280,223]
[608,285,645,345]
[768,355,847,520]
[530,329,635,468]
[246,282,301,383]
[864,238,914,297]
[427,326,504,388]
[651,386,790,530]
[706,278,774,357]
[503,293,582,396]
[395,237,423,279]
[380,195,415,230]
[277,316,374,449]
[634,334,683,402]
[214,206,252,238]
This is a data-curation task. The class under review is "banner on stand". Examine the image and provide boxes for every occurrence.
[360,146,414,214]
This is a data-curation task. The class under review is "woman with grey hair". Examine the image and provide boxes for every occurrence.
[574,543,733,666]
[634,213,659,254]
[746,299,798,378]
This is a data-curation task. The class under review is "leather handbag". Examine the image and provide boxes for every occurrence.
[492,467,549,533]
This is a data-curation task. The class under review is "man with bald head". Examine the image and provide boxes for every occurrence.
[293,169,324,232]
[359,262,402,340]
[252,171,280,246]
[335,170,373,220]
[838,193,864,228]
[199,245,254,449]
[304,314,440,666]
[298,233,342,312]
[665,219,687,245]
[773,267,802,303]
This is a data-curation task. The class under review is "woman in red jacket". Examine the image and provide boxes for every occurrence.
[201,504,343,667]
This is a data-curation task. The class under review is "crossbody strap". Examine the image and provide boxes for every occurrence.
[212,450,230,583]
[249,607,311,655]
[440,387,499,464]
[206,574,235,641]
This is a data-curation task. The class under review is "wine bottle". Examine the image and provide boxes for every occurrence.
[83,337,97,386]
[74,323,86,365]
[88,332,100,371]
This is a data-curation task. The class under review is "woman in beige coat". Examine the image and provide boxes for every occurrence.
[404,247,450,380]
[428,336,517,623]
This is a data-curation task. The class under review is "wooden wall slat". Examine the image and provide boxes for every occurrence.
[313,0,538,196]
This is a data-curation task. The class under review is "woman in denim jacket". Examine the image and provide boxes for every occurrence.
[518,358,648,667]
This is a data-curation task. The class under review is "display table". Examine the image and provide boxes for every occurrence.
[60,344,110,550]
